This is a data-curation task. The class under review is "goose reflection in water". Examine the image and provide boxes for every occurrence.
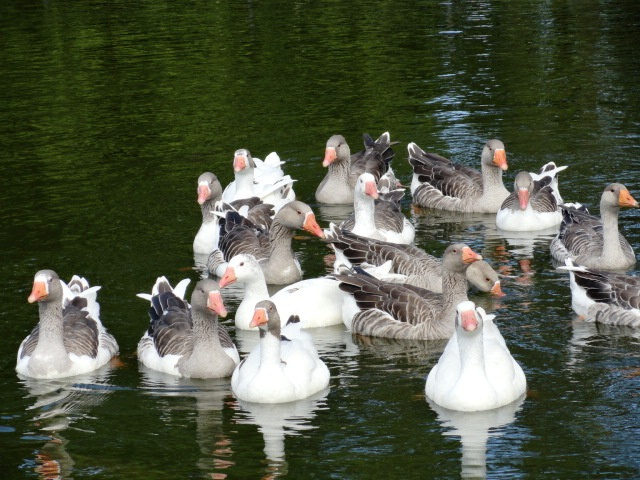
[428,395,526,479]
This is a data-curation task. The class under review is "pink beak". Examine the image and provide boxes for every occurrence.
[364,181,379,199]
[460,309,478,331]
[518,188,530,210]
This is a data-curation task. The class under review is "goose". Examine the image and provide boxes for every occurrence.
[16,270,119,379]
[136,277,239,378]
[340,172,415,244]
[550,183,638,270]
[334,243,483,340]
[325,223,503,295]
[315,132,395,204]
[219,253,347,330]
[207,200,325,284]
[231,300,330,403]
[496,171,563,231]
[559,260,640,327]
[408,139,509,213]
[425,301,527,412]
[221,149,296,211]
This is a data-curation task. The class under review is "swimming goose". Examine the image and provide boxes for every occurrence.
[315,132,395,204]
[207,200,325,284]
[325,224,503,295]
[425,301,526,411]
[222,149,296,211]
[408,139,509,213]
[550,183,638,270]
[219,254,347,330]
[231,300,330,403]
[335,243,483,340]
[136,277,239,378]
[16,270,119,379]
[340,172,415,244]
[496,171,563,231]
[560,260,640,327]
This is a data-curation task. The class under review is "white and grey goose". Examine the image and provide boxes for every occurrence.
[208,200,325,285]
[560,259,640,327]
[221,149,296,211]
[425,301,527,411]
[136,277,239,378]
[16,270,119,379]
[231,300,330,404]
[334,243,483,340]
[325,223,503,295]
[408,139,509,213]
[315,132,395,204]
[550,183,638,270]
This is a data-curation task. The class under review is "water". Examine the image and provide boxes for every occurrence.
[1,0,640,478]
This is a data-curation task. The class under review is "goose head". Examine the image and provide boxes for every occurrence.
[455,300,482,333]
[233,149,256,173]
[355,172,379,200]
[323,134,351,167]
[467,261,504,296]
[28,269,63,304]
[443,243,483,274]
[514,171,534,210]
[250,300,281,338]
[275,201,325,238]
[481,139,508,171]
[197,172,223,205]
[601,183,639,210]
[190,278,227,318]
[219,254,262,288]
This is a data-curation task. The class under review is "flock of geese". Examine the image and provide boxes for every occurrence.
[17,133,640,414]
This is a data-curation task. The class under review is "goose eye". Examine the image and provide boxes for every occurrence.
[453,249,458,253]
[297,210,302,215]
[485,277,490,282]
[240,262,244,267]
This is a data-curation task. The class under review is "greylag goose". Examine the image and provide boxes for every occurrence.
[325,224,503,295]
[136,277,239,378]
[231,300,330,403]
[207,200,324,284]
[425,301,526,411]
[550,183,638,270]
[408,139,509,213]
[560,260,640,327]
[221,149,296,211]
[16,270,119,379]
[338,172,415,244]
[315,132,395,204]
[219,254,347,330]
[496,171,563,231]
[335,243,483,340]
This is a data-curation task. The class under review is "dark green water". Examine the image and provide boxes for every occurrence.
[1,0,639,478]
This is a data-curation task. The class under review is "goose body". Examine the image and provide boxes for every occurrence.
[136,277,239,378]
[408,139,509,213]
[425,301,526,411]
[231,300,330,403]
[335,244,483,340]
[219,254,347,330]
[315,132,395,204]
[17,270,119,379]
[560,260,640,327]
[550,183,638,270]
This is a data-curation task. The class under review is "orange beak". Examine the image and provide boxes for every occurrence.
[618,189,639,208]
[303,212,324,238]
[28,281,48,303]
[364,180,379,199]
[322,147,337,167]
[460,309,478,332]
[207,291,227,318]
[462,246,483,264]
[197,184,211,205]
[249,307,268,328]
[517,188,530,210]
[218,267,236,288]
[233,154,247,172]
[493,149,508,171]
[490,281,505,297]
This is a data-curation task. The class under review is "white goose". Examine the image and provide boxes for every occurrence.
[496,171,563,231]
[408,139,509,213]
[219,253,347,330]
[17,270,119,379]
[425,301,527,412]
[550,183,638,270]
[560,260,640,327]
[136,277,239,378]
[231,300,330,403]
[315,132,395,204]
[222,149,296,211]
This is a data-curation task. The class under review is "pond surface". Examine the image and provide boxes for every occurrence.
[1,1,639,478]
